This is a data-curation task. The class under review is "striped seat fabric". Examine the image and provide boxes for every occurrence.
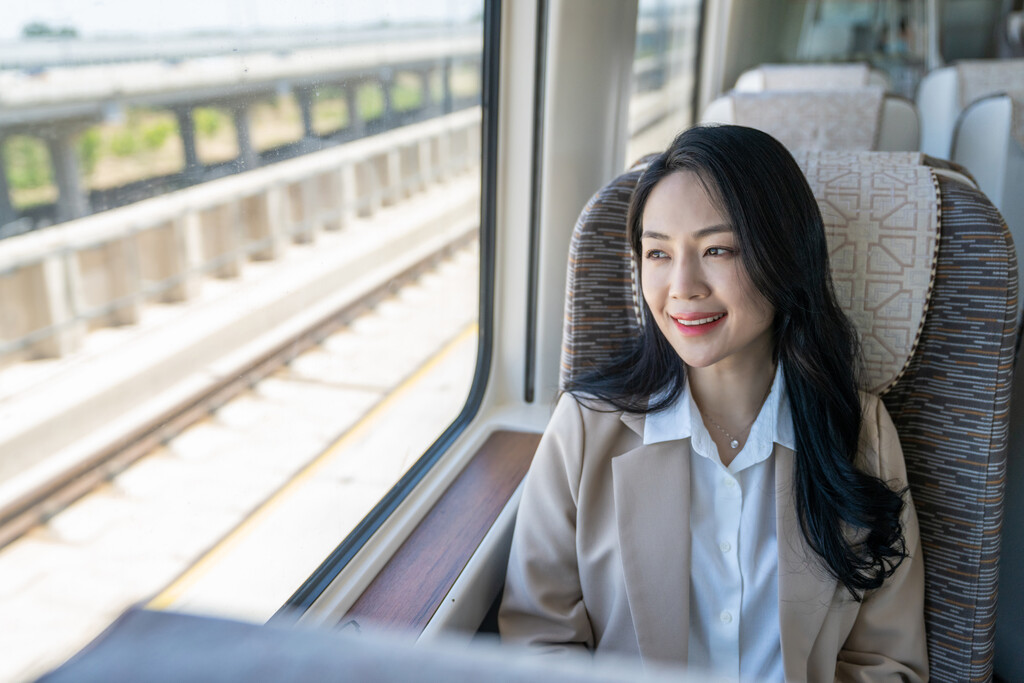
[559,153,1018,682]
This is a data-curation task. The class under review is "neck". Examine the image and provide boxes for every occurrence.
[688,348,774,438]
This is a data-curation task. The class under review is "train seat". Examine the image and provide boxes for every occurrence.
[952,92,1024,296]
[916,59,1024,159]
[700,89,919,151]
[733,62,890,92]
[560,151,1017,682]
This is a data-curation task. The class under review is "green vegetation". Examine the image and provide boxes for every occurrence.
[3,108,189,208]
[142,120,176,151]
[5,136,52,190]
[77,129,102,175]
[358,84,385,121]
[3,136,55,209]
[194,108,226,137]
[96,113,179,158]
[311,86,348,134]
[391,80,424,112]
[110,129,138,157]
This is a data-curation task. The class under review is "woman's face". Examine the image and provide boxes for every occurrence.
[640,171,775,372]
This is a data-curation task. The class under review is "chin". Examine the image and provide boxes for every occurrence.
[672,349,720,369]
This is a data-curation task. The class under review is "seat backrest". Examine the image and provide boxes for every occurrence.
[917,59,1024,158]
[953,93,1024,293]
[734,63,889,92]
[701,89,919,151]
[560,152,1017,683]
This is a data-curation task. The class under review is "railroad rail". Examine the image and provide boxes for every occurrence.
[0,225,477,552]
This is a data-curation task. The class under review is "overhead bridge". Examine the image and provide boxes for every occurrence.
[0,31,483,228]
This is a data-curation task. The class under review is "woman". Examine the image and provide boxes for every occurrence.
[498,126,928,682]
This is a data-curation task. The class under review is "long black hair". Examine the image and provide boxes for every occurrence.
[566,124,907,599]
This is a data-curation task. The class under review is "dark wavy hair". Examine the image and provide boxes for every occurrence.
[566,124,907,599]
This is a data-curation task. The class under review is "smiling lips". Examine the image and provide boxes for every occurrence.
[671,312,727,336]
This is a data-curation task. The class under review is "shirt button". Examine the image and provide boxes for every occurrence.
[719,541,731,553]
[723,478,736,488]
[720,610,733,624]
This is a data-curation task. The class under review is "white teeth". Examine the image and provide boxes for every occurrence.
[675,313,724,326]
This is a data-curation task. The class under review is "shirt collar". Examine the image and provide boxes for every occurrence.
[643,363,796,454]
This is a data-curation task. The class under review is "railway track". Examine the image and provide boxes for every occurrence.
[0,233,478,682]
[0,229,477,552]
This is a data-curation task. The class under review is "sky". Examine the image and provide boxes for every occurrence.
[0,0,483,40]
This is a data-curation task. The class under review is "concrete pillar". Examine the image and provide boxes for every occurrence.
[35,254,85,357]
[174,107,201,175]
[418,70,432,112]
[434,131,451,182]
[379,68,395,124]
[337,162,357,230]
[232,104,259,172]
[416,139,432,190]
[315,170,344,232]
[199,201,244,278]
[344,83,366,138]
[285,178,318,243]
[382,149,401,206]
[295,87,316,140]
[354,157,382,217]
[398,144,416,198]
[242,188,287,260]
[158,209,206,301]
[0,138,18,228]
[442,58,454,114]
[43,127,89,224]
[80,238,142,326]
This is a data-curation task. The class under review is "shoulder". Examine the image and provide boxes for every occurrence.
[539,393,645,466]
[524,393,643,504]
[855,391,907,483]
[553,391,638,425]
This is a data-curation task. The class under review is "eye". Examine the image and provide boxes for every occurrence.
[644,248,668,260]
[704,246,734,257]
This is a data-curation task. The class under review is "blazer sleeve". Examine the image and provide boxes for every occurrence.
[498,393,594,654]
[835,395,929,682]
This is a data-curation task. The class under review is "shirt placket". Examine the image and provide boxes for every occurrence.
[710,466,743,679]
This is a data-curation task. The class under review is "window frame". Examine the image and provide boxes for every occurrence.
[279,0,502,616]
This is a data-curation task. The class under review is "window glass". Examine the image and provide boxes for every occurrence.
[0,2,484,679]
[774,0,1002,99]
[627,0,704,165]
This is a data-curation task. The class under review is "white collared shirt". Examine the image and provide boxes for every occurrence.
[643,364,795,682]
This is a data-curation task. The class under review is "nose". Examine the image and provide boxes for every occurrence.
[669,252,710,300]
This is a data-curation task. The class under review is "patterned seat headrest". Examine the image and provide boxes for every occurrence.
[789,151,940,393]
[955,59,1024,149]
[956,58,1024,109]
[727,88,885,151]
[759,63,872,90]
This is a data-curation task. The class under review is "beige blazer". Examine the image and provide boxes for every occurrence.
[499,392,928,682]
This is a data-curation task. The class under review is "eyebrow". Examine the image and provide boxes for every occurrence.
[641,224,734,240]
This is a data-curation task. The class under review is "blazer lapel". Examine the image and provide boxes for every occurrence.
[775,444,837,681]
[611,437,690,664]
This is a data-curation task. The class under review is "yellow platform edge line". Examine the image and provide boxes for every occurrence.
[148,321,479,610]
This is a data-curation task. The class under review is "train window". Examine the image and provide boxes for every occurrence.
[726,0,1004,100]
[626,0,705,165]
[0,1,487,679]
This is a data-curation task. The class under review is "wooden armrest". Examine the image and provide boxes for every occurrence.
[343,430,540,633]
